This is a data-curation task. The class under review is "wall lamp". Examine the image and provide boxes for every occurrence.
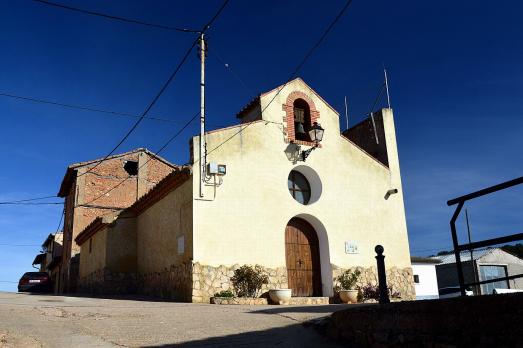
[298,122,324,162]
[384,188,398,200]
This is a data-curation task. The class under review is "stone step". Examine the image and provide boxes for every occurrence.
[288,297,330,305]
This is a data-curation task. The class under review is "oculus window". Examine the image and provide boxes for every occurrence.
[288,170,311,205]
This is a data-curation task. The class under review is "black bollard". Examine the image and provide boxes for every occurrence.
[375,245,390,304]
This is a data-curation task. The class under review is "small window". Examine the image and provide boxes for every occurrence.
[177,236,185,255]
[89,238,92,254]
[288,170,311,205]
[124,161,139,176]
[413,275,419,284]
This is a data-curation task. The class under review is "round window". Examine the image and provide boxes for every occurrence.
[288,170,311,205]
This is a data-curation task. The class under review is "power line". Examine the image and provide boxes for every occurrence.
[76,39,198,178]
[0,244,41,247]
[31,0,198,33]
[78,112,199,207]
[76,0,229,178]
[0,195,58,204]
[1,92,179,123]
[0,202,62,206]
[198,0,354,161]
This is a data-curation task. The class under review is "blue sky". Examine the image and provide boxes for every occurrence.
[0,0,522,291]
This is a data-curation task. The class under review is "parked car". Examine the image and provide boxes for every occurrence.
[438,286,473,298]
[18,272,52,292]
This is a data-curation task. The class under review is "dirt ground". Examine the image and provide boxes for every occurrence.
[0,292,349,347]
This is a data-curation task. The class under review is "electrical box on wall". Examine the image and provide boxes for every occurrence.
[207,163,226,176]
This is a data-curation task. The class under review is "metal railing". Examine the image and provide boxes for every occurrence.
[447,176,523,296]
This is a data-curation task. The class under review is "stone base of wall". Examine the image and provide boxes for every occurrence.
[210,296,330,305]
[191,263,288,303]
[210,297,269,305]
[138,262,193,302]
[78,268,138,295]
[332,265,415,301]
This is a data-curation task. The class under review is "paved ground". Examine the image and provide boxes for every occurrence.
[0,292,349,347]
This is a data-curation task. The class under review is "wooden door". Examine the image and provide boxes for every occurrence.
[285,218,322,296]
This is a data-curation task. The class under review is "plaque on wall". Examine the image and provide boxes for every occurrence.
[345,241,359,254]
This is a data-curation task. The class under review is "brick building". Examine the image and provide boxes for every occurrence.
[57,148,176,292]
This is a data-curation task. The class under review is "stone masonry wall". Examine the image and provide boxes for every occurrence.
[138,262,193,302]
[78,267,138,295]
[191,263,288,303]
[332,265,416,300]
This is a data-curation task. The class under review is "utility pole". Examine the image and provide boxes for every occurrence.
[199,32,206,198]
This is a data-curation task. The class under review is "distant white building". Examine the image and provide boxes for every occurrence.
[411,257,440,300]
[433,248,523,295]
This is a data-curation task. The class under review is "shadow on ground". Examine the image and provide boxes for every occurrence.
[142,322,340,348]
[249,303,355,315]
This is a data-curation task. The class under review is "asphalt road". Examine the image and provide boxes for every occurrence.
[0,292,348,347]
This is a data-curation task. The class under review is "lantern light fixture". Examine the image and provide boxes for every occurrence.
[299,122,324,162]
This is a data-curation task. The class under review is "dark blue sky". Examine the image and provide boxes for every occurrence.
[1,1,522,291]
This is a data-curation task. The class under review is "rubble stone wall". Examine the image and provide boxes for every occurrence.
[78,267,138,295]
[191,263,288,303]
[332,265,415,300]
[138,262,193,302]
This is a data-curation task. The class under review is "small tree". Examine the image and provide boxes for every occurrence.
[231,265,269,298]
[335,270,361,291]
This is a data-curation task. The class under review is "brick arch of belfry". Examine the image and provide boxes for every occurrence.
[282,91,320,144]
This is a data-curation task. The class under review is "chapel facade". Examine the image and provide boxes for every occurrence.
[75,78,415,302]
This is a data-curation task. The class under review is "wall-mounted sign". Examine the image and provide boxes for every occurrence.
[345,241,359,254]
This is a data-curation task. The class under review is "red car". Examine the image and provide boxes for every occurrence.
[18,272,52,292]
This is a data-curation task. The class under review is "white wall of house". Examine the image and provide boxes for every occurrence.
[191,78,412,297]
[412,263,439,300]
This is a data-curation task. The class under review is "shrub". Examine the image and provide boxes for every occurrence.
[231,265,269,298]
[214,290,234,298]
[335,269,361,290]
[360,283,401,301]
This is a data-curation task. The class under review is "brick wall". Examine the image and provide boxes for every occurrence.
[60,150,175,292]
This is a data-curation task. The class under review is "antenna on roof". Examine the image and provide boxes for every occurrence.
[383,65,391,109]
[344,96,349,130]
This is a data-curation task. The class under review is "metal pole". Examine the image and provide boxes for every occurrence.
[344,96,349,130]
[466,209,479,294]
[199,32,206,198]
[375,245,390,304]
[384,68,391,109]
[450,201,466,296]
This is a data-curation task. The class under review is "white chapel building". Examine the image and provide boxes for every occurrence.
[75,78,415,302]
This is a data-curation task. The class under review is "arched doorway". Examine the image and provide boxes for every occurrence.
[285,217,322,296]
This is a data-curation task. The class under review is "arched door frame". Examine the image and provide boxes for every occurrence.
[293,214,333,297]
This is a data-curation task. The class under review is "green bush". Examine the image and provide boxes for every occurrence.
[214,290,234,298]
[335,269,361,290]
[231,265,269,298]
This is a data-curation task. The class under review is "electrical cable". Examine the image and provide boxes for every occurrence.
[78,111,199,207]
[0,195,58,204]
[76,0,229,178]
[31,0,198,33]
[0,92,182,123]
[197,0,354,161]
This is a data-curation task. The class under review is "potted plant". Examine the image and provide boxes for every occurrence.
[269,288,292,305]
[335,269,361,303]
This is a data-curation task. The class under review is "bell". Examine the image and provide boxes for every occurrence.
[295,123,306,136]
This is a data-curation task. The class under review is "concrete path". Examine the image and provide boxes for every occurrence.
[0,292,349,347]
